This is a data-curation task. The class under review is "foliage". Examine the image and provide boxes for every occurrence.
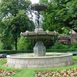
[69,43,77,50]
[47,49,72,52]
[0,41,3,50]
[0,0,34,50]
[0,50,33,54]
[1,34,13,50]
[61,27,70,34]
[40,0,77,33]
[51,42,77,51]
[42,39,54,49]
[17,37,31,51]
[51,42,69,49]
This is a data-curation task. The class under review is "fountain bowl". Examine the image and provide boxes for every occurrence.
[7,52,73,68]
[30,4,48,11]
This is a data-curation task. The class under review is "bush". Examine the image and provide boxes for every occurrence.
[17,37,31,51]
[47,49,76,52]
[47,42,77,52]
[51,42,69,49]
[0,50,33,54]
[3,44,13,50]
[69,43,77,49]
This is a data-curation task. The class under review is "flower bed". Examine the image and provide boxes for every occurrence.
[35,68,77,77]
[0,69,17,77]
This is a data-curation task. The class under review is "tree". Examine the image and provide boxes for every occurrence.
[0,0,34,50]
[40,0,77,34]
[64,0,77,31]
[40,0,67,32]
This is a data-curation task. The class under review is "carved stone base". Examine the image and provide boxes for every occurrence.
[33,41,46,56]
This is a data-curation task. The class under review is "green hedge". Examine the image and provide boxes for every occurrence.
[0,50,33,54]
[0,49,77,55]
[46,49,77,52]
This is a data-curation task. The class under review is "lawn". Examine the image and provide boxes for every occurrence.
[0,56,77,77]
[72,56,77,61]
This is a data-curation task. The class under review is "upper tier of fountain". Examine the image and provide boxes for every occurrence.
[21,3,58,39]
[20,30,58,39]
[30,3,48,11]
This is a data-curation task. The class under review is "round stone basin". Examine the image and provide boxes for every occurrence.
[7,53,73,68]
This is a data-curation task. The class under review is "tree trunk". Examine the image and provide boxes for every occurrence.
[15,35,17,50]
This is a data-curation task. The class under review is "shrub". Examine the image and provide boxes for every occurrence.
[0,50,33,54]
[69,43,77,49]
[47,42,77,52]
[47,49,75,52]
[3,44,13,50]
[51,42,69,49]
[17,36,31,51]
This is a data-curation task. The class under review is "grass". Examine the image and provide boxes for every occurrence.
[14,64,77,77]
[72,56,77,61]
[0,56,77,77]
[0,58,6,65]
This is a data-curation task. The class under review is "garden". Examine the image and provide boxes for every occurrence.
[0,56,76,77]
[0,0,77,77]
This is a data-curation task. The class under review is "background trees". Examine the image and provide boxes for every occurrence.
[0,0,77,50]
[0,0,34,50]
[40,0,77,34]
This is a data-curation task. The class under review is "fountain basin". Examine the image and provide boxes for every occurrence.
[20,30,58,39]
[7,53,73,68]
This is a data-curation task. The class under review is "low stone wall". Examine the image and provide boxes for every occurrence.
[7,53,73,68]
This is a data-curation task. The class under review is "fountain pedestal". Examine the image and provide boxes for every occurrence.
[33,41,46,56]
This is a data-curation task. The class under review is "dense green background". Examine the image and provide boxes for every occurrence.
[0,0,77,52]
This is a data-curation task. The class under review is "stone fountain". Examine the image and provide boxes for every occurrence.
[21,3,58,56]
[7,3,73,68]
